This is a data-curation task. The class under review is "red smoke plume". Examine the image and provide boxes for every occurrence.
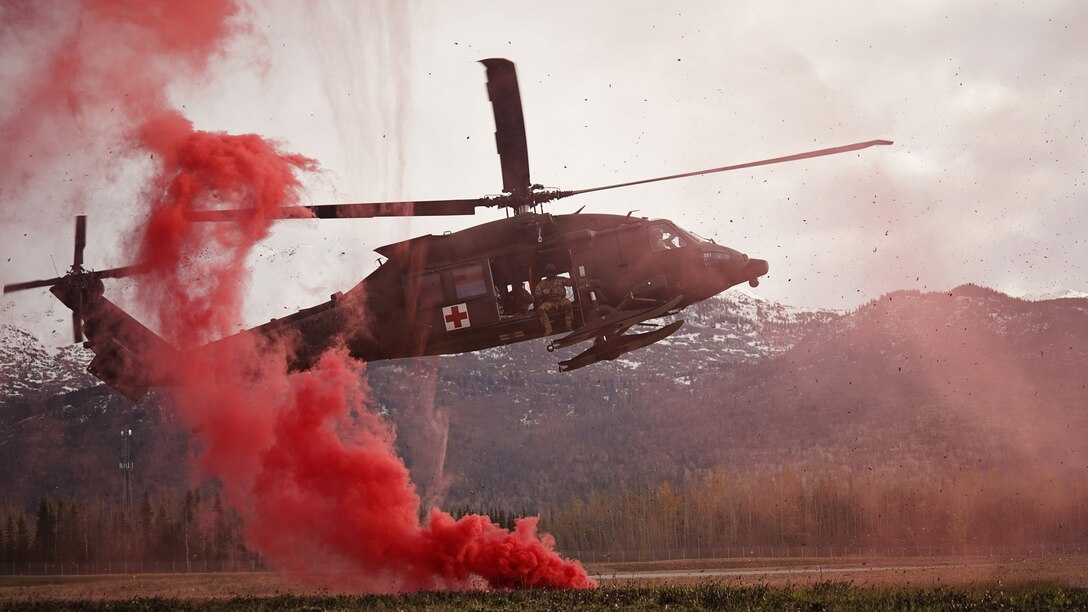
[134,110,318,345]
[4,1,593,592]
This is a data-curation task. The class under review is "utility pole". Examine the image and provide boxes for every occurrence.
[120,429,134,509]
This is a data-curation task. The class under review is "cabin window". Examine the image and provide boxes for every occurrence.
[452,263,488,300]
[648,223,689,252]
[414,272,444,306]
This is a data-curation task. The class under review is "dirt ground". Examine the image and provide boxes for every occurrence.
[0,556,1085,602]
[590,555,1088,589]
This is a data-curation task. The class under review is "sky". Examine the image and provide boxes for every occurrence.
[2,0,1086,346]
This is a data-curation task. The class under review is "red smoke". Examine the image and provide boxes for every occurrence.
[135,110,318,345]
[4,0,593,592]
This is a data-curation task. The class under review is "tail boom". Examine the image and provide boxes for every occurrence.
[64,287,179,401]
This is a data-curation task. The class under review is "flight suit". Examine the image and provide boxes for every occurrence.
[535,275,573,336]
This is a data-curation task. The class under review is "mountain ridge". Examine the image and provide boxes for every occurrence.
[1,285,1086,511]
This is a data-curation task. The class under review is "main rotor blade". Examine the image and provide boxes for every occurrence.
[3,276,65,294]
[73,215,86,269]
[481,58,532,193]
[568,139,894,197]
[95,264,147,279]
[185,198,488,222]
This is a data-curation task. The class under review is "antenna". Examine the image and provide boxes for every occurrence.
[120,428,134,508]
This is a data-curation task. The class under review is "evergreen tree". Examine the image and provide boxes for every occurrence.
[1,512,13,564]
[212,492,230,562]
[54,500,72,562]
[31,498,56,563]
[57,501,86,563]
[14,515,30,564]
[138,491,154,561]
[182,489,196,571]
[111,504,135,564]
[1,513,12,564]
[154,498,175,562]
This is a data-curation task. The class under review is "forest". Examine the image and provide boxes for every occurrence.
[0,488,256,574]
[540,464,1088,561]
[4,461,1087,574]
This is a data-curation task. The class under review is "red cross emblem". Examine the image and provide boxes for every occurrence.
[442,303,471,331]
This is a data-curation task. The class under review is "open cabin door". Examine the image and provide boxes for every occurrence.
[530,248,591,330]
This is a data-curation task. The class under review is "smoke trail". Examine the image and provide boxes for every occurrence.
[395,360,455,513]
[3,0,593,592]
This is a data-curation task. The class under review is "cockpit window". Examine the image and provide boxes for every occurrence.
[648,222,690,252]
[686,229,710,243]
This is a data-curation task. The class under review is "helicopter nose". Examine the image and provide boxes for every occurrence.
[701,248,768,291]
[745,258,769,287]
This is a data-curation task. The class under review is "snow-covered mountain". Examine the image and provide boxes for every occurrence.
[658,289,840,365]
[1020,288,1088,301]
[0,324,99,403]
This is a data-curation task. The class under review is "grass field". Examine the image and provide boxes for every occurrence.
[2,556,1086,610]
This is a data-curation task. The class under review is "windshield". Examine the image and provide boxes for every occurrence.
[684,228,710,243]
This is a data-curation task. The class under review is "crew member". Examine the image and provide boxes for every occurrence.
[534,264,573,336]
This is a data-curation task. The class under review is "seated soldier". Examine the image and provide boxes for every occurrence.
[534,264,573,336]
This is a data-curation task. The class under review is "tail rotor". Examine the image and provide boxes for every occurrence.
[3,215,145,343]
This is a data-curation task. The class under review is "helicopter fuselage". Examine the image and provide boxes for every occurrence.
[257,212,768,370]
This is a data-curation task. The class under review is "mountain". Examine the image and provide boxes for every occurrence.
[0,324,99,403]
[0,325,190,508]
[1021,288,1088,301]
[2,286,1086,513]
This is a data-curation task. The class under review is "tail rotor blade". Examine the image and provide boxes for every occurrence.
[71,292,83,343]
[73,215,86,270]
[4,265,145,296]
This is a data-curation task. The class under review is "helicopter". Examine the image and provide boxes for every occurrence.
[4,58,890,400]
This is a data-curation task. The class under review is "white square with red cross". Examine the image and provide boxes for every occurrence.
[442,303,471,331]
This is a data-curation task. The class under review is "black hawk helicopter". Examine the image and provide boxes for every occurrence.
[4,59,890,400]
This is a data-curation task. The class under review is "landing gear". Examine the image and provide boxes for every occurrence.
[749,278,760,287]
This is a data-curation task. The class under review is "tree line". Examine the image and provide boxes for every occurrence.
[1,488,258,571]
[539,463,1088,557]
[6,463,1087,572]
